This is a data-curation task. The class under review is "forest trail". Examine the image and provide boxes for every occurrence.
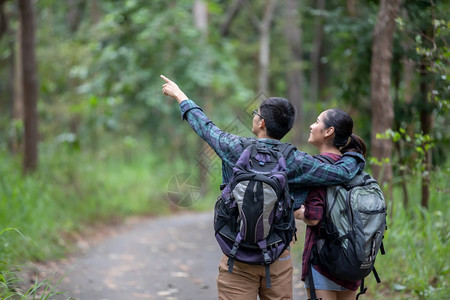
[37,211,306,300]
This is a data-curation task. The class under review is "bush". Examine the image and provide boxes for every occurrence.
[365,166,449,299]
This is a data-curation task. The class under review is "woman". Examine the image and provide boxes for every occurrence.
[295,108,366,300]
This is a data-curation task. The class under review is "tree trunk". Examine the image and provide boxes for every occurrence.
[258,0,275,94]
[193,0,210,196]
[283,0,304,144]
[220,0,244,37]
[419,61,432,208]
[89,0,102,25]
[0,0,7,40]
[309,0,325,105]
[398,35,416,207]
[370,0,401,189]
[19,0,39,173]
[11,22,24,155]
[193,0,208,35]
[67,0,86,33]
[346,0,358,17]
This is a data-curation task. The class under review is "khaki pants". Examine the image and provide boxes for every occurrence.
[217,250,293,300]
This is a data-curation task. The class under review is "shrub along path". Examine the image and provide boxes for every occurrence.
[33,211,306,299]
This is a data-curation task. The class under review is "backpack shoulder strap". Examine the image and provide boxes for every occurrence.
[308,244,321,300]
[241,137,257,149]
[241,138,296,159]
[276,142,297,159]
[313,154,335,164]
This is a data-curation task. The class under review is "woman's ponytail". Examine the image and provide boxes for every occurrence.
[341,134,367,157]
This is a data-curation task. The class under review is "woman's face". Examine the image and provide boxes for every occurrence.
[308,110,329,147]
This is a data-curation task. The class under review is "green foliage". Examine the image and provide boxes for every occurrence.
[0,267,72,300]
[0,135,177,264]
[69,0,250,142]
[0,158,61,263]
[365,167,449,299]
[0,0,449,297]
[393,0,449,166]
[376,128,435,179]
[0,229,71,299]
[291,166,449,299]
[0,271,72,300]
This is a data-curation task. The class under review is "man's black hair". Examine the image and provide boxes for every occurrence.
[259,97,296,140]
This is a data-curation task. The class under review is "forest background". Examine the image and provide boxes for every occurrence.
[0,0,448,299]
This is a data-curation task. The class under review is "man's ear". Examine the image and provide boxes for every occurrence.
[325,126,335,137]
[259,118,266,129]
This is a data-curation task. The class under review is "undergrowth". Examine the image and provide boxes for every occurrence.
[1,141,448,299]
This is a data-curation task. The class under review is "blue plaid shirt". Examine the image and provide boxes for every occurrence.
[180,100,365,207]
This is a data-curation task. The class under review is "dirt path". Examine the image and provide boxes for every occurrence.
[38,211,306,299]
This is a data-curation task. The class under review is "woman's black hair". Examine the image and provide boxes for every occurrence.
[323,108,367,157]
[259,97,296,140]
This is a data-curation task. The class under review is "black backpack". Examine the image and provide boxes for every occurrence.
[214,138,296,288]
[308,155,387,300]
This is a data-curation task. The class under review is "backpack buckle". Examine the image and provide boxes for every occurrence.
[227,241,240,273]
[229,242,239,258]
[262,250,272,265]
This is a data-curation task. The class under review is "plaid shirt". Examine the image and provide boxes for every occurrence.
[301,152,361,291]
[180,100,365,207]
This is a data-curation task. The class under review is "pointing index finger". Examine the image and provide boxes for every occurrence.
[160,74,171,83]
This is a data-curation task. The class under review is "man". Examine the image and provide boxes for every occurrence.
[161,75,365,300]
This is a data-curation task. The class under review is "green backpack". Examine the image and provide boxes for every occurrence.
[309,155,387,300]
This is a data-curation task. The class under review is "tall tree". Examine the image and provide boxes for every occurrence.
[12,22,24,155]
[67,0,86,33]
[0,0,7,39]
[193,0,211,198]
[309,0,325,105]
[258,0,275,93]
[283,0,304,144]
[0,0,23,154]
[18,0,38,173]
[396,32,416,207]
[346,0,358,17]
[369,0,401,187]
[418,60,433,208]
[403,0,446,208]
[89,0,101,25]
[220,0,244,37]
[193,0,208,35]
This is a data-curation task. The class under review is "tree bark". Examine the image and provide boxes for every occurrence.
[19,0,39,173]
[89,0,102,25]
[193,0,210,196]
[419,61,432,208]
[309,0,325,105]
[220,0,244,37]
[398,32,416,207]
[0,0,7,40]
[258,0,275,94]
[346,0,358,17]
[283,0,304,144]
[67,0,86,33]
[370,0,401,187]
[11,22,24,155]
[193,0,208,35]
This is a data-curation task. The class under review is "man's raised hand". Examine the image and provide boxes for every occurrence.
[160,75,188,104]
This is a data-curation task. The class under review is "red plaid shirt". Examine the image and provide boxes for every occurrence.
[301,153,361,291]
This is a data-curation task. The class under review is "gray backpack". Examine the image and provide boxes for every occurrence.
[214,139,296,288]
[309,155,387,299]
